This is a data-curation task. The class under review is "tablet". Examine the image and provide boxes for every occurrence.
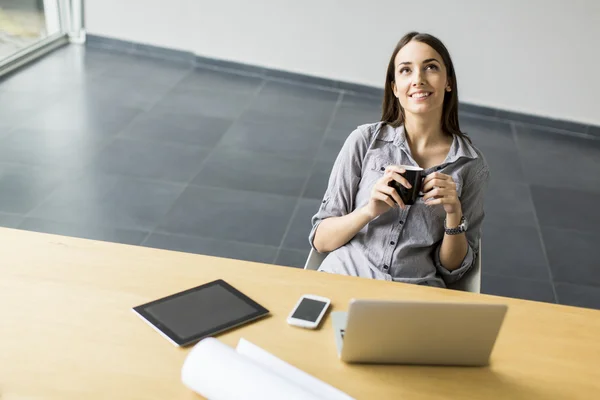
[132,279,269,347]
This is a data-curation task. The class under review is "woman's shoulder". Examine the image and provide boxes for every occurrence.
[456,136,490,185]
[469,142,489,169]
[346,121,390,145]
[332,122,389,167]
[472,144,490,176]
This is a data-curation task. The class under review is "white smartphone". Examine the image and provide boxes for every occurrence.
[287,294,331,329]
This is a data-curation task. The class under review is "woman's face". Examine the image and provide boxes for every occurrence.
[392,40,450,118]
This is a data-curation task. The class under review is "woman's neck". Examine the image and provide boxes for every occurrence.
[403,114,447,152]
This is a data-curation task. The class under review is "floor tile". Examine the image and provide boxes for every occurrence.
[43,45,116,77]
[2,47,122,94]
[282,198,322,250]
[10,48,101,84]
[173,68,263,94]
[259,80,340,102]
[330,94,382,131]
[0,64,82,95]
[483,180,537,228]
[30,173,185,231]
[89,138,211,183]
[481,274,556,303]
[324,128,353,142]
[0,90,58,126]
[531,185,600,232]
[479,144,525,183]
[275,248,310,269]
[23,99,142,136]
[498,111,589,134]
[515,125,600,193]
[218,119,326,160]
[65,75,174,111]
[18,218,149,246]
[302,162,333,200]
[143,233,277,264]
[0,164,75,214]
[555,283,600,310]
[541,227,600,287]
[192,148,310,197]
[153,89,252,119]
[316,134,347,170]
[242,81,338,128]
[97,54,191,87]
[0,213,23,228]
[0,122,14,138]
[459,116,517,150]
[157,185,297,246]
[0,59,72,94]
[0,127,110,169]
[481,223,550,280]
[122,111,233,146]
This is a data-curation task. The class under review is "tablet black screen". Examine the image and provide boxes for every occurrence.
[133,280,269,346]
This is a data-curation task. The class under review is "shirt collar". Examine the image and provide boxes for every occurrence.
[390,124,479,164]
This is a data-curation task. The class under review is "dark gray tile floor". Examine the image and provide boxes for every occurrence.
[2,45,600,309]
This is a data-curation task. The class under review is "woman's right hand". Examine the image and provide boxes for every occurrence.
[362,165,412,219]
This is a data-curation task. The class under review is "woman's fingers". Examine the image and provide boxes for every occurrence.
[422,174,454,193]
[424,198,444,206]
[422,187,457,201]
[385,165,407,175]
[422,172,449,185]
[377,184,405,209]
[385,166,412,189]
[384,185,406,209]
[374,191,396,209]
[389,172,412,189]
[375,168,459,209]
[422,188,443,201]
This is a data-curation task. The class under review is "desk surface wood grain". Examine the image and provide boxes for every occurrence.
[1,228,599,399]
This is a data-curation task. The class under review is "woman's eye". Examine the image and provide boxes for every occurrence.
[400,68,410,74]
[426,64,438,71]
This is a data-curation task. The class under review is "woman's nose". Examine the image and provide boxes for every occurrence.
[412,72,425,86]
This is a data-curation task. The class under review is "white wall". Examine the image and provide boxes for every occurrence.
[86,0,600,125]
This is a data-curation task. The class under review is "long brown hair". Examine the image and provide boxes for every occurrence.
[381,32,469,142]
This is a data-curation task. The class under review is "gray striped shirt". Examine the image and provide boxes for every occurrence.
[309,122,489,288]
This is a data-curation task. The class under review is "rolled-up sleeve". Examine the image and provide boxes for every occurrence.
[308,127,371,251]
[434,164,490,284]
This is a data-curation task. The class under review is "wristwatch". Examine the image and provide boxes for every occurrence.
[444,216,468,235]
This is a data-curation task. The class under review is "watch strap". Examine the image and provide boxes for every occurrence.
[444,216,466,235]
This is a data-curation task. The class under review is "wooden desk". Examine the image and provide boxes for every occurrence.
[1,228,599,399]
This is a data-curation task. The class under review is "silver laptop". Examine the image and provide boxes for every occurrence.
[332,299,507,366]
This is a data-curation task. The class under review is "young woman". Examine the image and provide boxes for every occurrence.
[309,32,489,288]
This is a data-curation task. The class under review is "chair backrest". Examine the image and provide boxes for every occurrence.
[304,248,327,271]
[303,239,482,293]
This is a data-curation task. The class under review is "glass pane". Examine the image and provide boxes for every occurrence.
[0,0,62,62]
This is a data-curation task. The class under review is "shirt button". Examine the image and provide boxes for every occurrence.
[390,241,395,245]
[399,220,404,225]
[322,200,326,203]
[380,167,385,171]
[437,166,443,171]
[383,264,389,270]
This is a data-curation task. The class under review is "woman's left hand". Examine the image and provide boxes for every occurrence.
[421,172,461,215]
